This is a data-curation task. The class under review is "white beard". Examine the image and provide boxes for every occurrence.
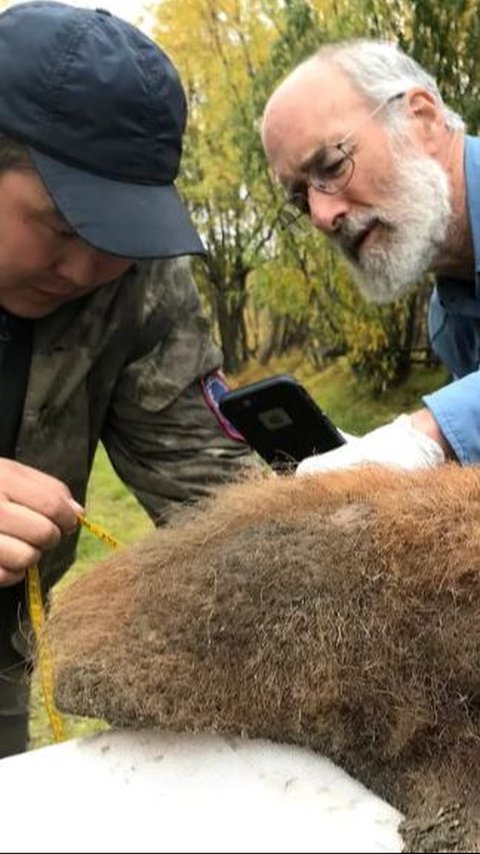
[333,149,452,304]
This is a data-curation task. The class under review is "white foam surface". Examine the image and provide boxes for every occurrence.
[0,728,403,852]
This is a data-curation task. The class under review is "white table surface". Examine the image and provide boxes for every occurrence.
[0,728,403,853]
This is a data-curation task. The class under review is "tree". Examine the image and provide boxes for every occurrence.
[151,0,281,371]
[366,0,480,131]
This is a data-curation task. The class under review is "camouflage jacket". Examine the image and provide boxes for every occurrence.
[14,256,251,591]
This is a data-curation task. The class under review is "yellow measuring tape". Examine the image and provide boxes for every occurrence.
[26,515,123,744]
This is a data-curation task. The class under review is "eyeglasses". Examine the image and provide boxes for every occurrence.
[278,92,405,233]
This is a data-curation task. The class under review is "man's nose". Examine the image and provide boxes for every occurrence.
[308,186,349,234]
[55,241,103,287]
[55,240,129,288]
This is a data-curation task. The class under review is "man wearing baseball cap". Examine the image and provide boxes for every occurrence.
[0,1,251,758]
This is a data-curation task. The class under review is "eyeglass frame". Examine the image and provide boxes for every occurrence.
[278,90,405,229]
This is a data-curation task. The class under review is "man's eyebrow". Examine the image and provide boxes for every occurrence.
[34,204,63,220]
[299,144,329,174]
[282,145,329,194]
[33,204,74,229]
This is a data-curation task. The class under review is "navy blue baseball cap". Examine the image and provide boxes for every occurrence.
[0,1,206,259]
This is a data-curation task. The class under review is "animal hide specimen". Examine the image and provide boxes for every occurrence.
[46,465,480,851]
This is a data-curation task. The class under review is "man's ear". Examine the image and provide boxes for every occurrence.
[404,87,445,153]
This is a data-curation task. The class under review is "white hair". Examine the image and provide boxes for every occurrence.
[315,39,464,133]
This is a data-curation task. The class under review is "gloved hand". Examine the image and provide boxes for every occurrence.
[296,414,446,476]
[337,427,358,442]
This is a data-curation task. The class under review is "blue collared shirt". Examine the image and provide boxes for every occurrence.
[423,135,480,462]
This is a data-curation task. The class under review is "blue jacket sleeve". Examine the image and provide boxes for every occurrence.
[423,371,480,464]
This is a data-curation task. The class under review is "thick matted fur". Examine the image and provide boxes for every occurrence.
[46,465,480,851]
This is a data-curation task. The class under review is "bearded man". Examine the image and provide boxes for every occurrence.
[261,39,477,473]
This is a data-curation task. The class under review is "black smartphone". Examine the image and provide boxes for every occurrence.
[219,374,345,473]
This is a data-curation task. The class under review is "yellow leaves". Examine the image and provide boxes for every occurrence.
[151,0,273,198]
[342,302,412,393]
[153,0,274,102]
[249,260,309,316]
[344,317,388,356]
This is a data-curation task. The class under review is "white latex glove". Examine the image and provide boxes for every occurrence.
[296,414,445,476]
[337,428,358,442]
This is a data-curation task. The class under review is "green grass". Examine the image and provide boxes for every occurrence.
[295,357,449,434]
[29,355,449,749]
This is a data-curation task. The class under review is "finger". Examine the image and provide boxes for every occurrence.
[0,461,81,532]
[0,500,63,550]
[0,566,27,588]
[0,458,71,492]
[0,533,41,575]
[6,482,79,530]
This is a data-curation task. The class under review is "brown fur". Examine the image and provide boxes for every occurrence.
[46,465,480,851]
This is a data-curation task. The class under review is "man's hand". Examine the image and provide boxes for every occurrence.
[296,411,450,477]
[0,459,83,587]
